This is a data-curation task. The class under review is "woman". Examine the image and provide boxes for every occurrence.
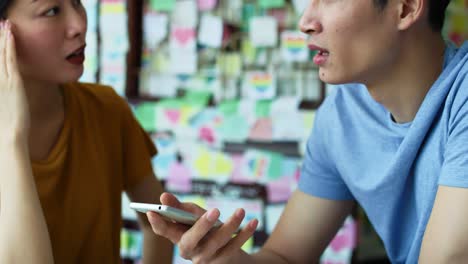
[0,0,172,263]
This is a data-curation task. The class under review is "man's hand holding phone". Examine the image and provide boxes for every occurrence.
[145,192,259,263]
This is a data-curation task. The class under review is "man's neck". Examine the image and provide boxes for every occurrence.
[366,31,446,124]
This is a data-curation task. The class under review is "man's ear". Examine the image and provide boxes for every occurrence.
[397,0,426,30]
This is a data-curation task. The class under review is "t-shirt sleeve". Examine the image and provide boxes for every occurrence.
[120,100,158,191]
[298,105,354,200]
[439,72,468,187]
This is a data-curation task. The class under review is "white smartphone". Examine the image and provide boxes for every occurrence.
[130,202,223,227]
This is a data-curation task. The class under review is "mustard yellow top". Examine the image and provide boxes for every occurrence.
[32,82,156,263]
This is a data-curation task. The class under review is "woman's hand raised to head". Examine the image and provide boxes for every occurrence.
[0,20,29,144]
[147,192,259,264]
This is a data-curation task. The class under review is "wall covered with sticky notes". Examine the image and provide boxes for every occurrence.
[135,0,325,104]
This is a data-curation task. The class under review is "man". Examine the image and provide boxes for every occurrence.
[147,0,468,263]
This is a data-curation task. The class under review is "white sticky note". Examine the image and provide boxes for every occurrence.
[265,204,285,234]
[271,97,303,141]
[292,0,309,15]
[170,49,198,75]
[171,0,198,28]
[198,14,223,48]
[242,71,277,100]
[249,16,278,47]
[144,12,168,48]
[140,72,179,97]
[281,31,309,62]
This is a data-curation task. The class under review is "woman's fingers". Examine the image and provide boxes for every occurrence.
[0,22,6,76]
[5,21,18,80]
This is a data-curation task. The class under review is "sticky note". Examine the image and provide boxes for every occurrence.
[249,16,278,47]
[172,0,198,27]
[292,0,309,15]
[150,0,175,12]
[134,103,157,131]
[281,31,309,62]
[198,0,217,11]
[198,14,224,48]
[143,13,168,48]
[242,71,277,100]
[258,0,285,9]
[170,27,197,51]
[170,49,197,75]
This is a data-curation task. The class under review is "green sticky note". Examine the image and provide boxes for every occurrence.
[218,114,249,142]
[267,152,284,180]
[258,0,285,9]
[158,99,184,108]
[134,103,157,132]
[242,40,257,66]
[150,0,175,12]
[218,100,239,116]
[184,91,211,107]
[255,100,272,118]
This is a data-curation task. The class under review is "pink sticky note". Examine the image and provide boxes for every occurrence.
[166,163,192,193]
[230,155,253,184]
[248,118,273,141]
[329,220,358,252]
[165,109,181,124]
[198,0,217,11]
[199,126,216,144]
[266,176,294,203]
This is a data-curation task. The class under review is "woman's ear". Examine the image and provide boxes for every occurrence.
[396,0,426,31]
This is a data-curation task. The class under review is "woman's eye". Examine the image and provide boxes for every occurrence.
[72,0,82,8]
[44,7,60,17]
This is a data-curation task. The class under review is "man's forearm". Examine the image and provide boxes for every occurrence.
[0,140,54,263]
[141,227,173,264]
[225,248,292,264]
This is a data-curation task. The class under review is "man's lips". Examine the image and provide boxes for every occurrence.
[308,44,329,55]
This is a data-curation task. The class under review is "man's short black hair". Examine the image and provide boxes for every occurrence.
[373,0,452,32]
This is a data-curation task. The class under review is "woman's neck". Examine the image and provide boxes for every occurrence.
[23,79,64,124]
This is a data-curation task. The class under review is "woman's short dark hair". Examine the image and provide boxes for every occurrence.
[0,0,12,19]
[373,0,452,32]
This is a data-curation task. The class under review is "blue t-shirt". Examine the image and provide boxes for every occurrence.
[298,41,468,263]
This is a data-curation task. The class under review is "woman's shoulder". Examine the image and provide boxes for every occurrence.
[64,82,128,112]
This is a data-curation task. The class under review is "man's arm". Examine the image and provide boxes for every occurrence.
[420,186,468,263]
[253,190,355,263]
[125,175,173,264]
[0,140,54,263]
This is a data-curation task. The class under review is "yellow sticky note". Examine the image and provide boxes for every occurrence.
[101,3,125,13]
[194,148,212,177]
[213,152,234,175]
